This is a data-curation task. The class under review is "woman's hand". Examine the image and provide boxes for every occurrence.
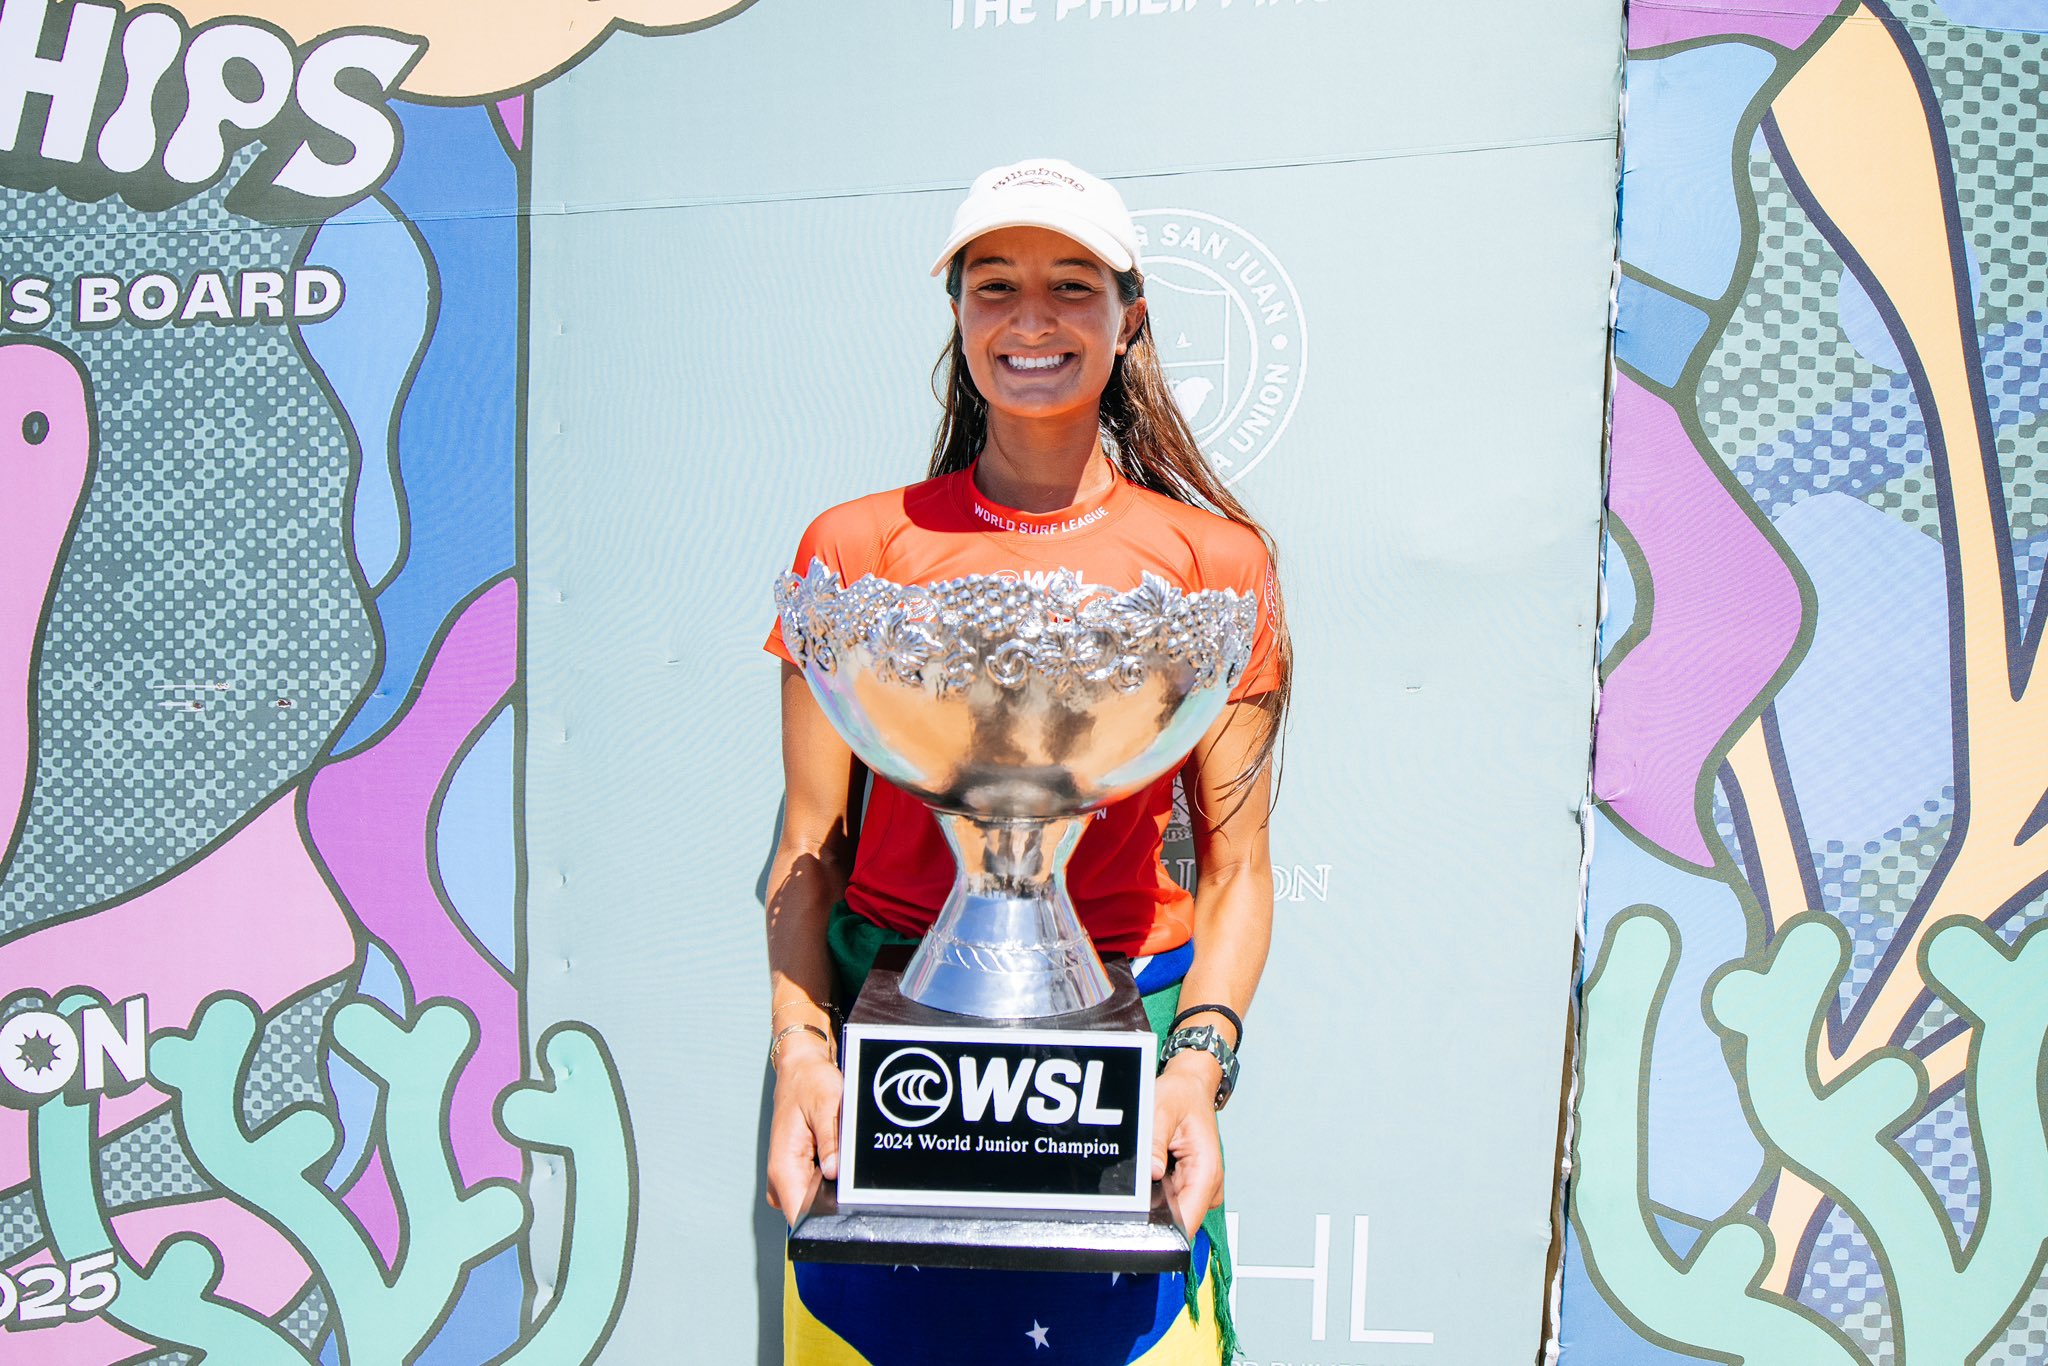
[1151,695,1275,1237]
[765,1038,843,1227]
[763,665,860,1228]
[1151,1051,1227,1236]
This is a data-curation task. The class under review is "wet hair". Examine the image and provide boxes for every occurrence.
[931,252,1293,811]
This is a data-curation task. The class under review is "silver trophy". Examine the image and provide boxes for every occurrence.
[776,559,1257,1019]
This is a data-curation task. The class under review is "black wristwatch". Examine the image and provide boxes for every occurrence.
[1161,1023,1240,1109]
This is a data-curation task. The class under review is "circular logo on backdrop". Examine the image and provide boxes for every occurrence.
[1132,209,1308,486]
[873,1046,954,1127]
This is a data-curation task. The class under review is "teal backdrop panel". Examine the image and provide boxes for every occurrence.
[526,1,1620,1362]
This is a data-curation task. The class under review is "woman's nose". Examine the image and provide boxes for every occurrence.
[1011,293,1056,338]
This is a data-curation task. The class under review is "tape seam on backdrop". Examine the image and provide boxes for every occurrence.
[0,129,1618,242]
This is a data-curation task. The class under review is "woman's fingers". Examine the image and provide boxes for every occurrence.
[1152,1071,1225,1235]
[806,1084,842,1180]
[1164,1137,1223,1235]
[766,1057,843,1225]
[767,1137,821,1224]
[765,1107,818,1221]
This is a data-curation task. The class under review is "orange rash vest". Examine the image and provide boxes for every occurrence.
[767,464,1280,957]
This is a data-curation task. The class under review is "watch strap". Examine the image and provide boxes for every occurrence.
[1161,1023,1240,1109]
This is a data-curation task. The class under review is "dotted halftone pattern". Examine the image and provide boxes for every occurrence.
[0,1187,39,1262]
[1910,3,2048,320]
[1693,16,2048,1357]
[1698,12,2048,613]
[1741,376,1928,522]
[241,978,346,1128]
[1995,883,2048,944]
[1897,1088,1980,1242]
[1899,875,2048,1095]
[0,988,352,1260]
[1985,1273,2048,1364]
[0,1028,222,1261]
[99,1110,207,1209]
[1983,374,2048,550]
[0,149,375,937]
[2020,531,2048,633]
[1728,310,2048,548]
[278,1279,332,1349]
[1904,993,1961,1050]
[1840,1300,1893,1366]
[0,1110,215,1264]
[1697,137,1885,471]
[1813,799,1952,1017]
[1905,1,2048,559]
[1800,1202,1892,1356]
[1867,454,1944,535]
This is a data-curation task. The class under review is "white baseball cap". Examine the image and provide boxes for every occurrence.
[931,158,1141,277]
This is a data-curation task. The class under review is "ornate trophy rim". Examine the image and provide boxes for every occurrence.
[775,559,1258,703]
[775,560,1260,1018]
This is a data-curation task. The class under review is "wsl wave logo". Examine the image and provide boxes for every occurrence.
[1134,209,1307,485]
[873,1045,954,1128]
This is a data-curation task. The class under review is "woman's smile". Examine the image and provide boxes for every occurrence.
[1001,352,1073,372]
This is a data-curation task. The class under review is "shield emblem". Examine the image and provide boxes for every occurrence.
[1147,274,1234,439]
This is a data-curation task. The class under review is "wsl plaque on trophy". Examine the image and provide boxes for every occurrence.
[840,1023,1151,1210]
[774,561,1254,1270]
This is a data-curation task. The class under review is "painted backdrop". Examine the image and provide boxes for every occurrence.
[0,1,750,1361]
[0,0,1622,1363]
[1569,2,2048,1363]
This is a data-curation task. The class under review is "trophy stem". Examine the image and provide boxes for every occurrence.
[898,812,1114,1018]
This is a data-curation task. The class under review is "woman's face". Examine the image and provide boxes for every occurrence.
[953,226,1145,426]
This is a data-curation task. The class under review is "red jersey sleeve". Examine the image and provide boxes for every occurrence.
[764,499,879,665]
[1229,539,1284,703]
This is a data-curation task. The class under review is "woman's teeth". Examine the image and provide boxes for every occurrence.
[1004,354,1068,371]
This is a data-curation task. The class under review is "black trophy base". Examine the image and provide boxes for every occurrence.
[790,1181,1190,1273]
[788,947,1190,1274]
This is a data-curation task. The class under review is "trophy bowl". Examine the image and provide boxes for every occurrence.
[776,559,1258,1019]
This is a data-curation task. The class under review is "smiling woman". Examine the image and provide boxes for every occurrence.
[760,159,1294,1365]
[951,227,1138,428]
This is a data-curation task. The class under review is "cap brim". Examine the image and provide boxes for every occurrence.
[930,212,1135,277]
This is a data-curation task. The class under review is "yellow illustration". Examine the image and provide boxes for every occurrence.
[160,0,753,97]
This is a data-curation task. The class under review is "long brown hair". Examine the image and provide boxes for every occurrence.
[930,254,1293,809]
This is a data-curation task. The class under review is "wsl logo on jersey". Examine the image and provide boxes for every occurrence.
[1133,208,1307,486]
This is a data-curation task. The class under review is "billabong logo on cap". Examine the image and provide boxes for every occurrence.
[992,166,1086,192]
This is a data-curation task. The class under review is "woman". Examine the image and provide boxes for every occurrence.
[762,158,1291,1364]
